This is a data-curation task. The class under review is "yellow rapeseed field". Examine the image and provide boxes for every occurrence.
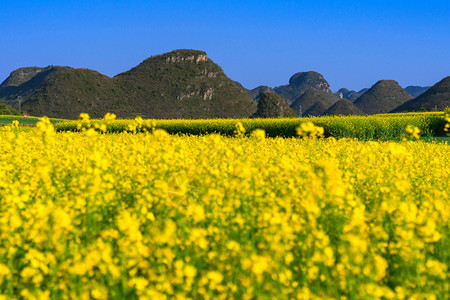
[0,117,448,299]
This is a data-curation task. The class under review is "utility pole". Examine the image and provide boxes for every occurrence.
[298,105,302,117]
[17,96,22,112]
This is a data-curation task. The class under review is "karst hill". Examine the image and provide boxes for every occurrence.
[0,50,257,119]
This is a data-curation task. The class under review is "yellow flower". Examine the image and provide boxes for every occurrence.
[184,265,197,278]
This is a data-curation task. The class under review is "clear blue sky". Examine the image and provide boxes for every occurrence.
[1,0,449,91]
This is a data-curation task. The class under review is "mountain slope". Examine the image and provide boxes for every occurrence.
[302,101,329,117]
[22,69,121,119]
[274,71,332,104]
[0,66,69,108]
[353,80,412,114]
[17,49,257,119]
[290,88,338,115]
[0,103,20,115]
[392,77,450,112]
[323,99,365,116]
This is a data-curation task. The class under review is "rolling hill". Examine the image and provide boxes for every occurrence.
[353,80,412,114]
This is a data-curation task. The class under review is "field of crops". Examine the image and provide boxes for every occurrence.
[0,115,449,299]
[53,112,447,140]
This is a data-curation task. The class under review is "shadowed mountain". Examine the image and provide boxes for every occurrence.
[353,80,412,114]
[252,92,296,118]
[290,88,339,115]
[404,86,431,98]
[392,77,450,112]
[2,49,257,119]
[303,101,329,117]
[274,71,332,105]
[323,99,365,116]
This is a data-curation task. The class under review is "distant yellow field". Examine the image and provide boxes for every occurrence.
[53,111,447,139]
[0,118,448,299]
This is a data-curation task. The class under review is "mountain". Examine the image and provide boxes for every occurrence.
[248,86,275,101]
[322,99,365,116]
[290,88,339,116]
[358,88,369,94]
[252,92,296,118]
[0,66,69,108]
[335,88,361,102]
[392,77,450,112]
[233,81,245,89]
[1,49,257,119]
[302,101,329,117]
[353,80,412,114]
[404,86,431,98]
[274,71,332,105]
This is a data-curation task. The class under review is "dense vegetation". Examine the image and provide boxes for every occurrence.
[0,117,448,299]
[0,115,66,125]
[252,92,297,118]
[0,104,20,115]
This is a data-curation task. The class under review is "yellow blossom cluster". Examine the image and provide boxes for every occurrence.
[444,107,450,135]
[0,117,448,299]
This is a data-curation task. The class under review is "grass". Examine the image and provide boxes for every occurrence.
[0,115,67,125]
[420,136,450,143]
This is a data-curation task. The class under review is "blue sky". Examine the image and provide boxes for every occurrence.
[1,0,449,91]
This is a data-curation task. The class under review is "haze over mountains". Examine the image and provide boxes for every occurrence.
[0,49,448,119]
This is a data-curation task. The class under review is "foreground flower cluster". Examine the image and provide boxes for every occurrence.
[0,119,448,299]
